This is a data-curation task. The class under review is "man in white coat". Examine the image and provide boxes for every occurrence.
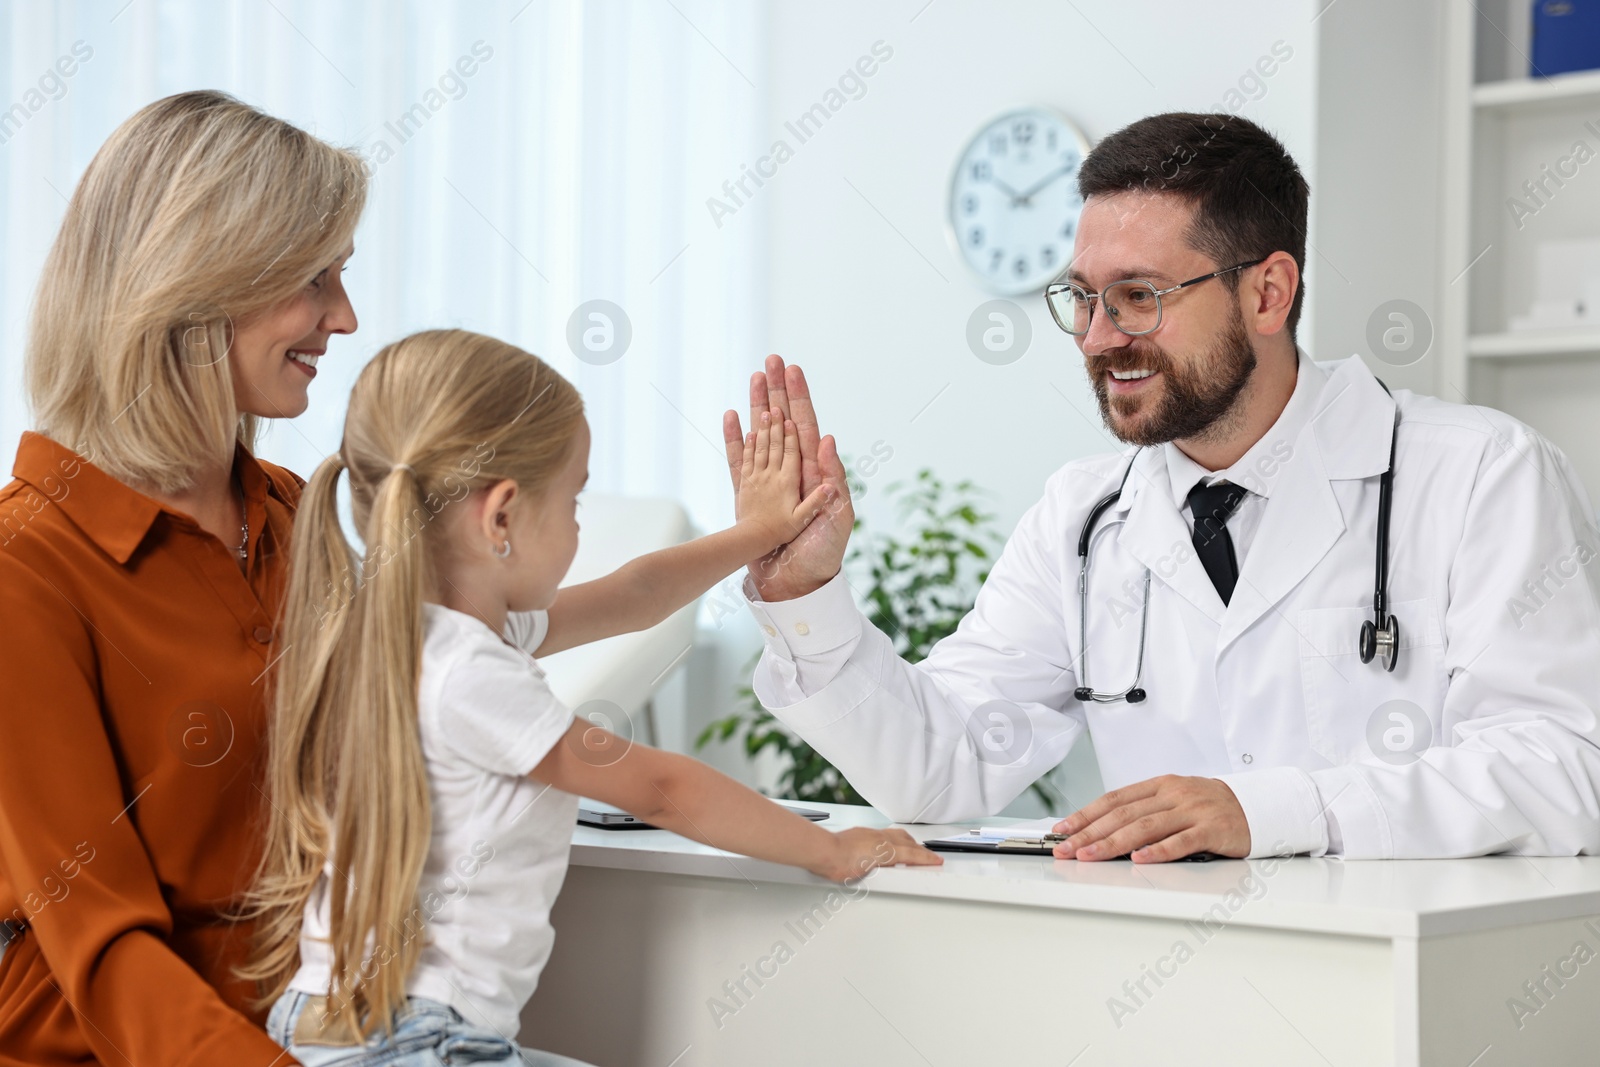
[721,112,1600,862]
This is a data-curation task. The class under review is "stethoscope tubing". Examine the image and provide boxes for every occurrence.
[1074,381,1401,703]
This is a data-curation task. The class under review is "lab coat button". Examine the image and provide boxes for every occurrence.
[762,625,777,637]
[1242,753,1253,764]
[794,622,811,636]
[252,625,273,645]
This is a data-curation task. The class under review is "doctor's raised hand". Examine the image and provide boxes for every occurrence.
[723,355,853,600]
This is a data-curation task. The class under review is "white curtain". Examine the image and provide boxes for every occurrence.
[0,0,767,533]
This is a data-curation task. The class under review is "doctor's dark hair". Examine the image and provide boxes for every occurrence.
[1077,112,1309,341]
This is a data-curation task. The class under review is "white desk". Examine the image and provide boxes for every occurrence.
[520,803,1600,1066]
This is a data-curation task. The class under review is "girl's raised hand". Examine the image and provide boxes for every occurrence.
[737,405,834,553]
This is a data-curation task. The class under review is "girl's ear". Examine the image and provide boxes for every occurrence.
[479,479,520,541]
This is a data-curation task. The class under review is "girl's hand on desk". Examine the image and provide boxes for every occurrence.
[810,827,943,883]
[736,407,834,555]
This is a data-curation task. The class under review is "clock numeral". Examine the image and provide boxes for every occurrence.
[968,226,984,248]
[989,249,1004,272]
[1012,120,1035,145]
[1013,256,1029,277]
[970,160,991,181]
[963,195,978,215]
[1040,246,1057,269]
[1061,219,1076,239]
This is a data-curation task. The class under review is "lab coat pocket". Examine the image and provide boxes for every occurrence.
[1296,598,1446,766]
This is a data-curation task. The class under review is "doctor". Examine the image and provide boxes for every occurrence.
[722,111,1600,862]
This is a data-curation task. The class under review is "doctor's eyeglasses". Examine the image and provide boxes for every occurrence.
[1044,258,1266,337]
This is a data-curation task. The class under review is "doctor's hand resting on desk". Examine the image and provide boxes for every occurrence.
[723,112,1600,864]
[1050,777,1250,862]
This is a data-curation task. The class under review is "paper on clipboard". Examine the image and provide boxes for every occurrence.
[977,817,1061,837]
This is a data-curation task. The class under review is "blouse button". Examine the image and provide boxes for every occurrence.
[794,622,811,636]
[762,625,777,637]
[252,626,274,645]
[1242,753,1253,764]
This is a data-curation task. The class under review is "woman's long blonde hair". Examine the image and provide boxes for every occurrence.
[238,329,585,1040]
[27,90,367,491]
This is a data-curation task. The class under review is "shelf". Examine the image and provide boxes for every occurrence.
[1468,328,1600,359]
[1473,68,1600,115]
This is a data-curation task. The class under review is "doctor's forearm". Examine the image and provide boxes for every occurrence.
[757,624,1073,823]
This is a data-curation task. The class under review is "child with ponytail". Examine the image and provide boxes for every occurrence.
[239,328,939,1065]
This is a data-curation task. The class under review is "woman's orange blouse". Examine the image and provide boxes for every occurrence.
[0,430,303,1066]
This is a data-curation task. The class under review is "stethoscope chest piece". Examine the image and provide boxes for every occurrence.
[1359,614,1401,673]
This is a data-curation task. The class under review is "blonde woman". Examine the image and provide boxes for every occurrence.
[0,91,364,1065]
[242,329,939,1065]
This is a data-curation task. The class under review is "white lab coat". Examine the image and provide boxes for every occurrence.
[744,355,1600,859]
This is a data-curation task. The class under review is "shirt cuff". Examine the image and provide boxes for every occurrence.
[1308,765,1393,859]
[1214,766,1330,858]
[742,569,862,662]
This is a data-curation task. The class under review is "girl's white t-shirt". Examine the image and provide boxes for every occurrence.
[287,603,578,1039]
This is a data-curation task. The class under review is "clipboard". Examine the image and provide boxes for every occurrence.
[577,802,830,831]
[923,830,1219,861]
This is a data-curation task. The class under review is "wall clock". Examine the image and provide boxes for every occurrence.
[948,107,1092,295]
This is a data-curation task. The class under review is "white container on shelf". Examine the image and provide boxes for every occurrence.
[1507,236,1600,331]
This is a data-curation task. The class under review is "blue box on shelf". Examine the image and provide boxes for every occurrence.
[1531,0,1600,77]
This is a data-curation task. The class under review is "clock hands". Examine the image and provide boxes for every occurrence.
[1012,161,1078,205]
[986,175,1024,202]
[982,161,1078,208]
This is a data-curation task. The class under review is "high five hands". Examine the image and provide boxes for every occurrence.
[723,355,853,602]
[734,406,836,552]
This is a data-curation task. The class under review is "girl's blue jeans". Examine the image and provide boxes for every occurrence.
[267,989,595,1067]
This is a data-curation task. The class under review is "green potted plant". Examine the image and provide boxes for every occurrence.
[697,467,1062,810]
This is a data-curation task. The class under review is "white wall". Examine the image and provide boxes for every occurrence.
[1308,0,1447,400]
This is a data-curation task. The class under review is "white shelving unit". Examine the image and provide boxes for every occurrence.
[1468,328,1600,360]
[1470,66,1600,111]
[1439,2,1600,500]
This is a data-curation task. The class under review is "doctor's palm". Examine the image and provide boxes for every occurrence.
[723,358,853,602]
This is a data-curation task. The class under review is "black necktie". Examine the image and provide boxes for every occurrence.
[1187,480,1247,605]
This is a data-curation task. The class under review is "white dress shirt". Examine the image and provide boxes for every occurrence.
[1165,353,1322,565]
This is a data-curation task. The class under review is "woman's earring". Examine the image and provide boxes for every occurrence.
[495,539,512,559]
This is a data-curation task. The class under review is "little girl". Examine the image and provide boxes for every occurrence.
[239,329,938,1066]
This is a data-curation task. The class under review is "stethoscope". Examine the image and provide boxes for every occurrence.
[1072,383,1402,705]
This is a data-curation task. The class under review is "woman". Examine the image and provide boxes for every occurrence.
[0,91,364,1065]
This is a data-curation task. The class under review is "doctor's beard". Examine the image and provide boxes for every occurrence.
[1088,304,1257,447]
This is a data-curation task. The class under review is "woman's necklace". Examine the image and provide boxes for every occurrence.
[235,477,249,561]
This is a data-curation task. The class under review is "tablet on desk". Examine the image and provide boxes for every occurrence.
[577,801,830,830]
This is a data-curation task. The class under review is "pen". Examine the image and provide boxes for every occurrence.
[995,833,1068,851]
